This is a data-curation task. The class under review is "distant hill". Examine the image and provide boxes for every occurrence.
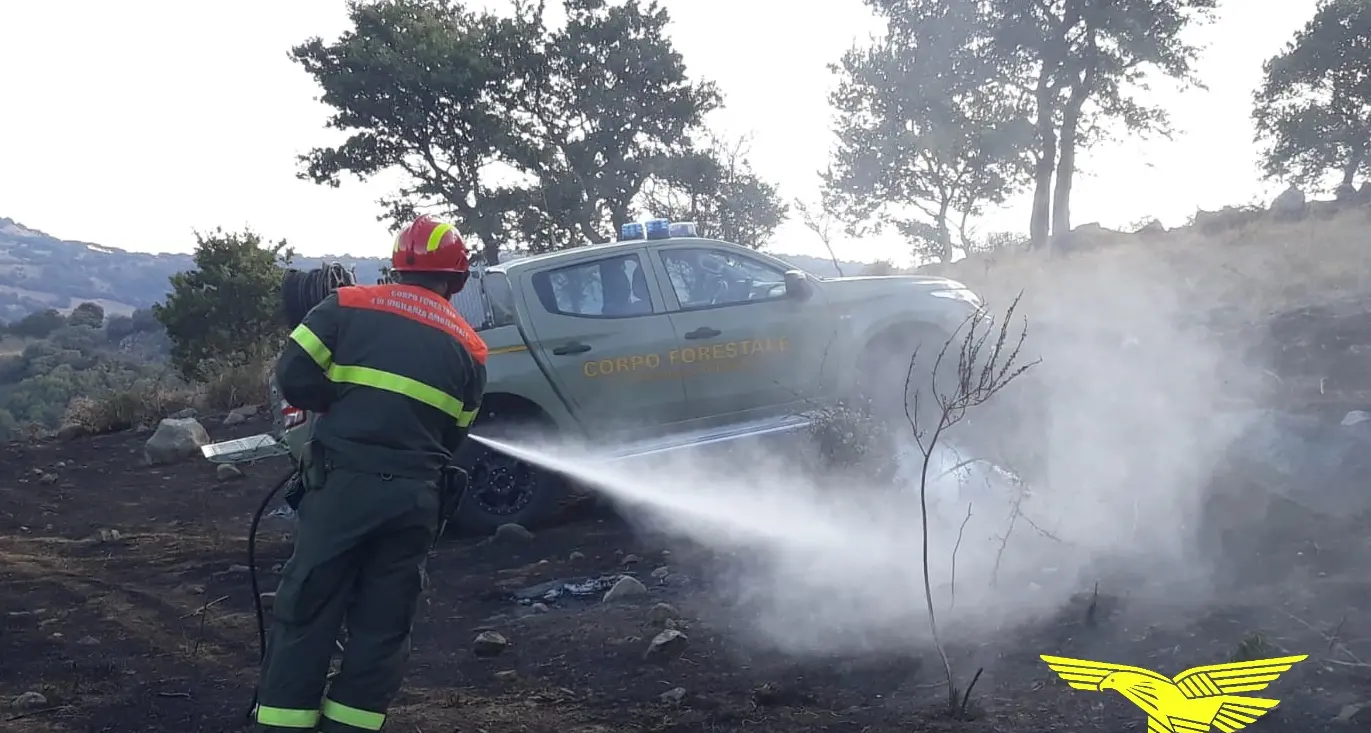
[0,217,871,322]
[0,218,188,321]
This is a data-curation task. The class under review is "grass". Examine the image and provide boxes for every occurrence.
[60,357,273,436]
[932,203,1371,322]
[917,201,1371,413]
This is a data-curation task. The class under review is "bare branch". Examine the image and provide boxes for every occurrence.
[948,502,974,614]
[900,294,1039,717]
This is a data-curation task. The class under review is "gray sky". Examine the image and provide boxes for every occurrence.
[0,1,1320,265]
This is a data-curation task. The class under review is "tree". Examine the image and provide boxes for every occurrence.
[154,228,291,380]
[104,314,136,343]
[49,325,104,354]
[507,0,723,249]
[67,301,105,329]
[293,0,721,261]
[129,307,161,333]
[7,309,66,339]
[642,134,788,249]
[826,0,1033,263]
[293,0,540,265]
[990,0,1216,246]
[1253,0,1371,193]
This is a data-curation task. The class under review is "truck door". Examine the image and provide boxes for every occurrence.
[651,244,832,420]
[518,249,689,435]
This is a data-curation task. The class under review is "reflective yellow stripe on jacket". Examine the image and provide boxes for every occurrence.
[290,325,478,427]
[291,323,333,369]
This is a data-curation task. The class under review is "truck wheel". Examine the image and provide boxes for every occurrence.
[855,326,954,429]
[452,422,565,535]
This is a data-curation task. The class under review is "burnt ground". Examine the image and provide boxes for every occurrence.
[7,304,1371,732]
[3,415,1371,733]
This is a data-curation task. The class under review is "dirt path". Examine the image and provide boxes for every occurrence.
[2,416,1370,732]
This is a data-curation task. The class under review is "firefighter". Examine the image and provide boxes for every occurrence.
[253,215,488,732]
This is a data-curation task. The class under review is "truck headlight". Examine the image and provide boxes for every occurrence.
[929,288,983,309]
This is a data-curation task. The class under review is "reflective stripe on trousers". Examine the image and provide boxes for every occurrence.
[255,699,385,731]
[321,698,386,730]
[256,704,319,729]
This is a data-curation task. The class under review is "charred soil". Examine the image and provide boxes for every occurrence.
[3,403,1371,732]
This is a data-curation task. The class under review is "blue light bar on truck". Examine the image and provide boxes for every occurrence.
[645,218,671,240]
[619,222,645,241]
[669,221,697,237]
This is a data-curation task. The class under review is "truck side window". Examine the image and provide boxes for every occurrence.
[660,248,789,308]
[531,254,654,318]
[483,272,517,327]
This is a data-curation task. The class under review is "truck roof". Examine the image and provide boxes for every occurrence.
[486,236,751,275]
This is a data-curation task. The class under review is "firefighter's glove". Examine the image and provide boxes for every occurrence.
[283,472,306,511]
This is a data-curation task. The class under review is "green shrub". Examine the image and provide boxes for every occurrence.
[199,356,273,411]
[63,378,202,434]
[154,227,289,380]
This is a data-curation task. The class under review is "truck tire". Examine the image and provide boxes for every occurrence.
[854,325,955,430]
[451,420,565,535]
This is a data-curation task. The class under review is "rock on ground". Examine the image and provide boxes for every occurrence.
[647,602,680,626]
[473,631,509,657]
[56,423,91,441]
[223,404,261,426]
[11,691,47,709]
[643,629,688,663]
[603,576,647,603]
[493,523,534,542]
[144,418,210,466]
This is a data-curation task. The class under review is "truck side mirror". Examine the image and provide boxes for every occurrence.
[783,270,813,301]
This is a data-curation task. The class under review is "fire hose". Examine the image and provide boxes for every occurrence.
[243,467,299,719]
[282,262,356,329]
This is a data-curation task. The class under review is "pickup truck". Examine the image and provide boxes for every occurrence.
[205,220,988,534]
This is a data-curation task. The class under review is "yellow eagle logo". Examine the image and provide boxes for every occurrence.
[1040,653,1308,732]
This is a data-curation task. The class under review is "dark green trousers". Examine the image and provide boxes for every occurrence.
[254,468,440,732]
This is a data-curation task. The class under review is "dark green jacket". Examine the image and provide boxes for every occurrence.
[276,283,488,479]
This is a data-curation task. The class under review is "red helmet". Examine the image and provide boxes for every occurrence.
[391,215,470,273]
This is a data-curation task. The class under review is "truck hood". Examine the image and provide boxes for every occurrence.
[818,274,972,299]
